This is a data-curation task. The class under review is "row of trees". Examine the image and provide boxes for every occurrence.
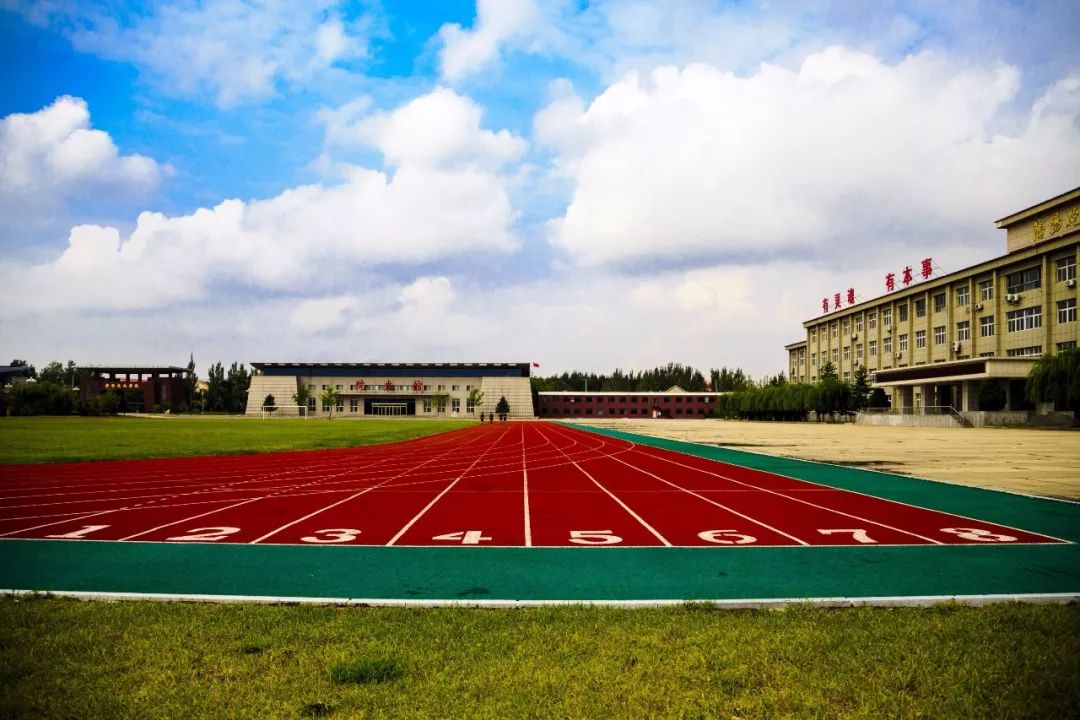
[716,363,880,421]
[203,361,253,413]
[1027,348,1080,423]
[531,363,753,393]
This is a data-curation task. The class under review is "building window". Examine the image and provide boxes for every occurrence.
[1056,256,1077,283]
[810,329,816,343]
[956,286,970,306]
[350,399,358,413]
[855,316,863,333]
[914,298,926,317]
[842,320,849,336]
[832,324,838,339]
[811,352,816,367]
[1006,346,1043,357]
[868,311,877,329]
[832,349,839,364]
[978,279,994,301]
[1058,341,1077,351]
[898,303,909,322]
[980,316,994,337]
[843,346,850,362]
[933,326,946,345]
[979,351,995,357]
[322,401,331,412]
[307,397,316,413]
[883,308,892,326]
[899,334,909,351]
[1006,306,1042,332]
[1059,298,1077,324]
[452,385,460,391]
[335,384,343,391]
[437,384,446,391]
[855,343,863,358]
[957,321,970,341]
[452,398,461,413]
[915,330,926,349]
[869,340,877,357]
[883,336,893,354]
[1006,267,1041,294]
[933,293,946,313]
[423,399,432,412]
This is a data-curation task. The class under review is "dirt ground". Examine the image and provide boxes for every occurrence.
[578,419,1080,501]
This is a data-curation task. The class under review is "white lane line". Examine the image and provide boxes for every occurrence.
[522,424,532,547]
[536,425,671,547]
[251,428,497,544]
[602,451,809,546]
[628,446,944,545]
[385,428,511,546]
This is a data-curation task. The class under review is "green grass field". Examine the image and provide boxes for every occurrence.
[0,416,472,464]
[1,597,1077,719]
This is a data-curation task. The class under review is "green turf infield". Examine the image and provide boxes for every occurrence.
[2,596,1077,719]
[0,416,472,464]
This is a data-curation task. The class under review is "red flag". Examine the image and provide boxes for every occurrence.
[532,362,540,368]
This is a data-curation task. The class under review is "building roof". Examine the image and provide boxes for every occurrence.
[253,362,533,378]
[538,390,725,396]
[995,186,1080,228]
[0,365,31,379]
[79,365,189,374]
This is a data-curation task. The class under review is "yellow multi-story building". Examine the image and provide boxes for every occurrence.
[785,187,1079,416]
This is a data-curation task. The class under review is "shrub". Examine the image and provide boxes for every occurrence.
[868,388,890,408]
[97,391,121,415]
[7,381,76,416]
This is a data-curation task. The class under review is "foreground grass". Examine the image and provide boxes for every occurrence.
[0,416,472,464]
[1,598,1077,719]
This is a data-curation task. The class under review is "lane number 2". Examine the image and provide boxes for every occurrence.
[166,526,240,542]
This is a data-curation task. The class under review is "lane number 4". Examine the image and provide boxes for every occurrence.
[433,531,492,545]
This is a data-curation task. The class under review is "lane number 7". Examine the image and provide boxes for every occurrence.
[817,528,876,544]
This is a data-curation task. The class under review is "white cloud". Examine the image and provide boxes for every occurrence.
[0,96,166,203]
[61,1,375,107]
[437,0,541,81]
[339,88,527,169]
[539,48,1080,266]
[1,89,522,313]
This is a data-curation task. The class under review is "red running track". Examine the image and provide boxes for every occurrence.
[0,423,1064,548]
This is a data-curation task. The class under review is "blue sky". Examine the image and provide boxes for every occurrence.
[1,1,1078,377]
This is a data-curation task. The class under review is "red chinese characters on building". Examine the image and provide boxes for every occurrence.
[384,379,394,392]
[921,257,933,279]
[846,288,855,305]
[885,272,895,291]
[822,297,829,313]
[412,380,424,393]
[902,265,913,285]
[833,293,842,310]
[355,379,365,390]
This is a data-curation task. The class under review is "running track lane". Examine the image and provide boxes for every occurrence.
[0,422,1065,547]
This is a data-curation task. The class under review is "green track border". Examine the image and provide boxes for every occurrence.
[1,425,1077,603]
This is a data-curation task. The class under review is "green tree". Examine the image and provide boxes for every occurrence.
[263,394,276,416]
[819,361,839,382]
[38,361,66,385]
[8,359,36,379]
[1026,348,1080,424]
[97,390,121,415]
[850,365,872,410]
[225,362,252,413]
[431,391,450,414]
[320,385,341,419]
[495,395,510,421]
[206,362,226,411]
[868,388,890,408]
[184,354,197,410]
[467,387,485,415]
[292,383,311,411]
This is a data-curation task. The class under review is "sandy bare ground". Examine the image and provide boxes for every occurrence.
[578,419,1080,501]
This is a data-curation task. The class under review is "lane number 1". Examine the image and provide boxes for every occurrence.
[45,525,110,539]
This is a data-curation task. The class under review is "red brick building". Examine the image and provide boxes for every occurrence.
[537,386,724,419]
[80,365,190,412]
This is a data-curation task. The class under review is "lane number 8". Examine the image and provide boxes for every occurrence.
[941,527,1017,542]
